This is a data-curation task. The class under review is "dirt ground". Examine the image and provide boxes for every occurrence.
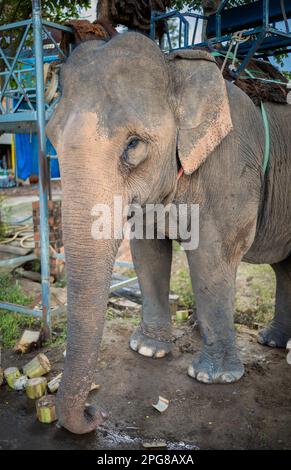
[1,197,291,450]
[1,316,291,450]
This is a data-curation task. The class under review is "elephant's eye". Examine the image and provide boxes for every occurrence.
[126,137,140,150]
[122,136,148,169]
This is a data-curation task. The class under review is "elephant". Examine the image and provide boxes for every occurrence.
[46,32,291,434]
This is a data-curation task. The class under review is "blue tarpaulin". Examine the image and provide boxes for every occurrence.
[15,134,59,180]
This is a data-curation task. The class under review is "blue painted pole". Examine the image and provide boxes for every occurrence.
[32,0,51,338]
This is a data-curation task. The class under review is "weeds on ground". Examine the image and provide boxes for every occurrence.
[0,274,36,348]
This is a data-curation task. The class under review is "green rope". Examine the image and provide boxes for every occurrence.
[260,102,270,175]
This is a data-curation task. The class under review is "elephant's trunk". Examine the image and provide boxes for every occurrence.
[56,162,122,434]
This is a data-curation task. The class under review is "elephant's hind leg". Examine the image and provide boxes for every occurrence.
[129,238,173,359]
[258,256,291,348]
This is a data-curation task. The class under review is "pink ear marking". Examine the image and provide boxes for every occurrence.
[177,167,184,180]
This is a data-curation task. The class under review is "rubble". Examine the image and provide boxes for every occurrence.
[152,396,169,413]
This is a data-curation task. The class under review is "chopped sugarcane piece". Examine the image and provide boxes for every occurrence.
[4,367,21,388]
[14,330,41,354]
[0,368,3,386]
[13,375,28,391]
[142,439,167,449]
[90,383,100,392]
[169,294,179,317]
[36,395,57,423]
[23,353,51,378]
[176,310,189,322]
[47,373,62,393]
[48,373,100,394]
[25,377,47,399]
[152,396,169,413]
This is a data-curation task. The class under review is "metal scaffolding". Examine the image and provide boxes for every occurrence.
[0,0,138,337]
[0,0,72,337]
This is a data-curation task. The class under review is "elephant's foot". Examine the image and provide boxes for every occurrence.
[188,345,244,384]
[257,320,291,348]
[130,323,172,359]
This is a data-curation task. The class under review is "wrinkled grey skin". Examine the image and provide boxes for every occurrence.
[46,32,291,434]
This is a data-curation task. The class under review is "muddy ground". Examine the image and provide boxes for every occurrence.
[1,317,291,450]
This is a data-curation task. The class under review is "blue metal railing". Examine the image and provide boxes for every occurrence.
[0,1,72,337]
[150,0,291,78]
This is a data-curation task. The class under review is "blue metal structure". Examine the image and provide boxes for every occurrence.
[151,0,291,79]
[0,2,138,336]
[0,0,72,336]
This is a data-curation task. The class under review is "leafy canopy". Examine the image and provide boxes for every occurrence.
[0,0,91,25]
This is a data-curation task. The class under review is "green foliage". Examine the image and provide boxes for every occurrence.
[0,0,92,26]
[0,274,35,348]
[170,265,194,310]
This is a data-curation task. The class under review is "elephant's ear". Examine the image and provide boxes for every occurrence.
[168,49,233,175]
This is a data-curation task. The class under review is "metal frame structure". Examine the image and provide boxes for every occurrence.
[151,0,291,78]
[0,1,72,336]
[0,1,138,337]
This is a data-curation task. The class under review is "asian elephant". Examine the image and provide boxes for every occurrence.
[46,32,291,434]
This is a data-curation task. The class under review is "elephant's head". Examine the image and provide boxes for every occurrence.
[46,32,232,434]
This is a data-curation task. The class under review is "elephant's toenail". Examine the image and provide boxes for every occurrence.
[187,364,195,378]
[221,373,234,383]
[268,340,276,347]
[155,350,166,358]
[138,346,154,357]
[196,372,211,383]
[130,339,138,351]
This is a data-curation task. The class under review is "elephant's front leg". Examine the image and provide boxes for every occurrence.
[130,238,173,358]
[186,248,244,384]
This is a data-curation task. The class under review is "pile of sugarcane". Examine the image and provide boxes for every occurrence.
[0,353,101,425]
[0,353,59,424]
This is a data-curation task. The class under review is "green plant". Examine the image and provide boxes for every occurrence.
[0,274,36,348]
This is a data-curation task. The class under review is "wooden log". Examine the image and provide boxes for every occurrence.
[4,367,21,388]
[23,353,51,378]
[25,377,47,399]
[36,395,57,423]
